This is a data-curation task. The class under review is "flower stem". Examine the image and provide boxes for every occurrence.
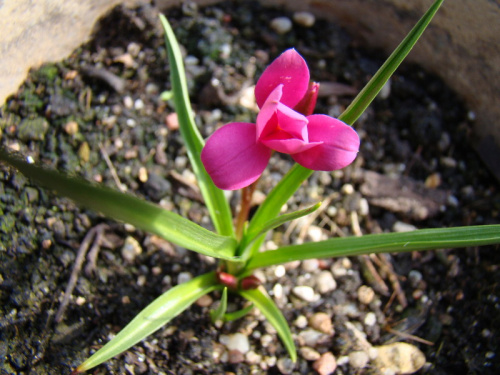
[235,180,258,241]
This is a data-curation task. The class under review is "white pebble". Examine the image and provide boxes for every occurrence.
[121,236,142,263]
[220,333,250,354]
[357,285,375,305]
[177,272,192,284]
[123,96,133,108]
[349,351,369,369]
[341,183,355,195]
[307,225,326,242]
[273,283,284,300]
[134,99,144,110]
[270,17,293,34]
[299,346,321,361]
[364,312,377,326]
[274,265,286,278]
[293,11,315,27]
[293,286,319,302]
[392,221,417,232]
[316,271,337,294]
[302,259,320,272]
[294,315,308,329]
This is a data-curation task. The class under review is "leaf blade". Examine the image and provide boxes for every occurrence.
[246,225,500,270]
[0,150,239,261]
[76,272,219,373]
[240,287,297,362]
[339,0,444,125]
[160,14,234,238]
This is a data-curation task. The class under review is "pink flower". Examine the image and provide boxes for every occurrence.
[201,49,360,190]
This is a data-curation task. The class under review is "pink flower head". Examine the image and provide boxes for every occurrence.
[201,49,360,190]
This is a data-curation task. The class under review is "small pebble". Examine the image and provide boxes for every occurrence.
[274,265,286,278]
[228,349,245,364]
[299,329,327,347]
[408,270,423,288]
[349,351,370,369]
[302,259,319,272]
[294,315,308,329]
[357,285,375,305]
[121,236,142,263]
[270,17,292,34]
[392,221,417,233]
[177,272,192,284]
[293,11,315,27]
[309,312,333,335]
[299,346,321,361]
[166,112,179,130]
[364,312,377,326]
[313,352,337,375]
[196,294,213,307]
[220,333,250,354]
[138,167,148,183]
[316,271,337,294]
[277,357,295,374]
[123,96,133,109]
[292,286,319,302]
[64,121,79,135]
[245,351,262,365]
[341,183,355,195]
[307,225,326,242]
[378,79,391,99]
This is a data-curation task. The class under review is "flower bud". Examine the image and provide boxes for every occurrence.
[240,275,262,290]
[216,271,238,289]
[293,81,320,116]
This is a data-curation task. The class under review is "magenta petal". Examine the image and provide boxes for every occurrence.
[256,85,283,139]
[292,115,360,170]
[261,136,321,154]
[255,49,310,109]
[201,122,272,190]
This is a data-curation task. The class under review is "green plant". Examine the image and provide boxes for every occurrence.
[1,0,499,373]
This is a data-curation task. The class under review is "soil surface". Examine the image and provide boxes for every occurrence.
[1,2,499,374]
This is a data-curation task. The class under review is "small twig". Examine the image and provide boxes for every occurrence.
[80,66,126,93]
[84,224,107,276]
[385,327,435,346]
[378,253,408,308]
[55,224,106,323]
[99,143,126,192]
[359,254,390,296]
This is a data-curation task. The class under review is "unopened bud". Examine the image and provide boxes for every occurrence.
[240,275,262,290]
[216,271,238,289]
[293,81,319,116]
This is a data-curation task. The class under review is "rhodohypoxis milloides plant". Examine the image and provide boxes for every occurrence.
[0,0,499,373]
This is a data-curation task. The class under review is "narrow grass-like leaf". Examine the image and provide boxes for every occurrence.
[210,287,228,323]
[0,150,239,261]
[241,164,312,259]
[241,202,321,252]
[339,0,444,125]
[75,272,219,373]
[160,15,234,238]
[223,303,254,322]
[246,225,500,270]
[240,287,297,362]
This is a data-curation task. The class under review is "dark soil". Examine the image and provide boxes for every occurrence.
[1,1,499,374]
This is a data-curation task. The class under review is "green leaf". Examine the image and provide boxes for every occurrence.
[339,0,444,125]
[160,15,234,238]
[75,272,219,373]
[223,303,254,322]
[241,202,321,251]
[241,164,313,259]
[210,287,228,323]
[246,225,500,270]
[0,150,239,261]
[240,288,297,362]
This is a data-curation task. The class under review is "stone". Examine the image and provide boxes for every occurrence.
[270,17,293,34]
[316,271,337,294]
[357,285,375,305]
[349,351,369,369]
[292,286,319,302]
[308,312,333,335]
[220,333,250,354]
[17,118,49,141]
[313,352,337,375]
[293,11,315,27]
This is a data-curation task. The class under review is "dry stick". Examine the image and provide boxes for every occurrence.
[99,143,126,192]
[385,327,435,346]
[55,224,106,323]
[379,253,408,308]
[351,211,390,295]
[84,224,107,276]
